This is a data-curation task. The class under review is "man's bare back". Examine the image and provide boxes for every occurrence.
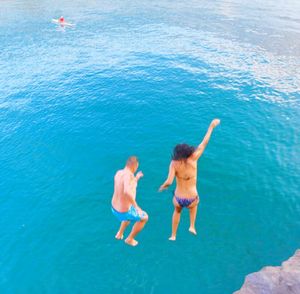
[112,168,138,212]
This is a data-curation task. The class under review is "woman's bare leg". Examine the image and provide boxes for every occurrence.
[115,221,130,239]
[169,197,182,241]
[188,198,199,235]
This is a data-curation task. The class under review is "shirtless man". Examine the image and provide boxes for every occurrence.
[159,119,220,241]
[111,156,148,246]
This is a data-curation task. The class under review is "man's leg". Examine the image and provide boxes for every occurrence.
[169,197,182,241]
[115,221,130,240]
[125,213,148,246]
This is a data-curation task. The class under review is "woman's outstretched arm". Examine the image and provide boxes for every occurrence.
[191,119,220,160]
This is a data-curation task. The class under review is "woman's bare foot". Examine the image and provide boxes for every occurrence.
[115,232,124,240]
[189,227,197,235]
[125,238,138,246]
[168,236,176,241]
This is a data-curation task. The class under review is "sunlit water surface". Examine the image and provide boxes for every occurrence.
[1,0,300,293]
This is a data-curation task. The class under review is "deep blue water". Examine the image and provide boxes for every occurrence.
[1,0,300,293]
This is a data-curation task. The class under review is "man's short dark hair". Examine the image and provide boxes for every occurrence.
[126,156,139,166]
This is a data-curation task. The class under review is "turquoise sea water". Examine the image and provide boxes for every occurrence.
[1,0,300,293]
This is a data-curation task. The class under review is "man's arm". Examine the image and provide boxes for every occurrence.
[159,161,175,192]
[123,173,139,208]
[135,171,144,182]
[191,119,220,160]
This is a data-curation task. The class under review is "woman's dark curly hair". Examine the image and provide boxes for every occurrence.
[172,144,195,161]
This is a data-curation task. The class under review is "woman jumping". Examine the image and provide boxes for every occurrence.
[159,119,220,240]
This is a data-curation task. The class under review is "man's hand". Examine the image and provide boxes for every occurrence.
[136,206,143,214]
[136,171,144,181]
[211,119,220,128]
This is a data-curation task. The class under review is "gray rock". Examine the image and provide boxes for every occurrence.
[234,249,300,294]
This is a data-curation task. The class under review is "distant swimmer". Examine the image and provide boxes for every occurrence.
[111,156,148,246]
[52,16,74,26]
[159,119,220,241]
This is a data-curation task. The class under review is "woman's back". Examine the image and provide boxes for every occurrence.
[173,158,198,197]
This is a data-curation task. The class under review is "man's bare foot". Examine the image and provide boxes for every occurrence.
[125,238,138,246]
[169,236,176,241]
[115,232,124,240]
[189,227,197,235]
